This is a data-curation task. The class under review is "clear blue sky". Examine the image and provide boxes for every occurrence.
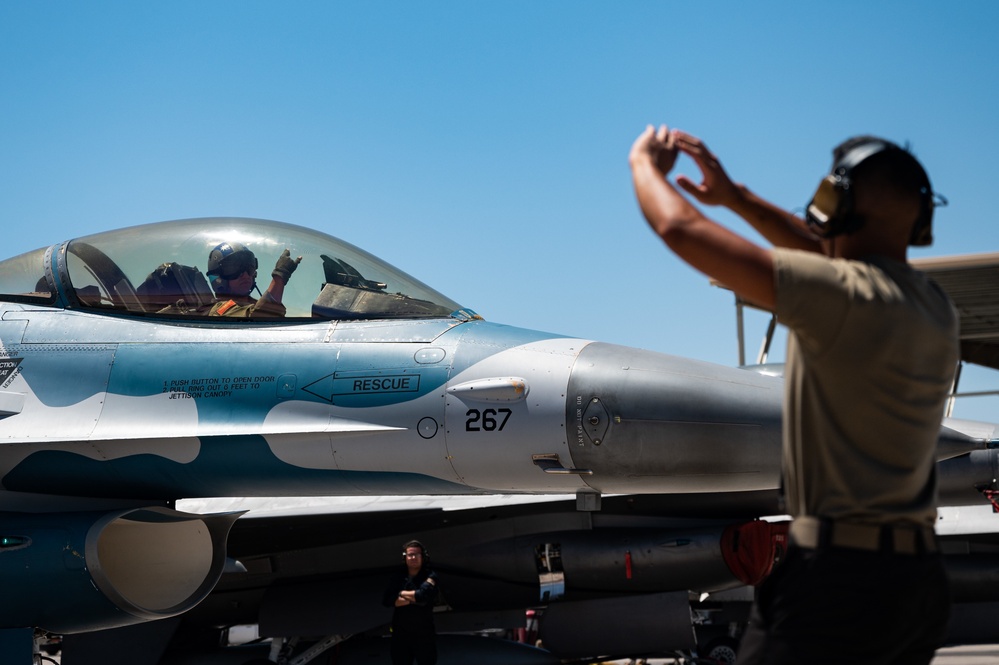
[2,2,998,421]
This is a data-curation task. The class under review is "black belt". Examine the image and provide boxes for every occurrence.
[790,516,937,555]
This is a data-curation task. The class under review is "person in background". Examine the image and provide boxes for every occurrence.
[382,540,439,665]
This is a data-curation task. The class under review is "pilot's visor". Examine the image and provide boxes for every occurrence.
[219,253,258,280]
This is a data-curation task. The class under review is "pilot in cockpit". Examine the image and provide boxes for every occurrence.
[206,241,302,318]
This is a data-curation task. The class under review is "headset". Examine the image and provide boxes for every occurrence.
[402,540,428,561]
[805,138,939,246]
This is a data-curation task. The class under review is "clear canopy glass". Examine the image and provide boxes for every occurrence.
[0,218,465,321]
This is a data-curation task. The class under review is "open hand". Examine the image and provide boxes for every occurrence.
[674,131,740,207]
[272,249,303,284]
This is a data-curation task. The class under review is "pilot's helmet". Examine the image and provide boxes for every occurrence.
[207,241,258,295]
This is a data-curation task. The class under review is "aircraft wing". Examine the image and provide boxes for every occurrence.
[57,488,999,664]
[58,492,787,664]
[912,251,999,371]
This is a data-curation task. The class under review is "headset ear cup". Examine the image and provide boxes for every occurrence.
[207,249,223,277]
[809,138,891,240]
[806,175,845,236]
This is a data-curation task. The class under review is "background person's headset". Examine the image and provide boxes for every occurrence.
[805,138,942,247]
[402,540,428,562]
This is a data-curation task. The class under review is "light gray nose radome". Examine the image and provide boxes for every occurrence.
[563,342,783,494]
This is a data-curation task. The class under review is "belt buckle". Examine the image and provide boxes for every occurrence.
[828,521,879,551]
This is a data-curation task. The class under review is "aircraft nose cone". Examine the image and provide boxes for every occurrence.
[563,342,783,494]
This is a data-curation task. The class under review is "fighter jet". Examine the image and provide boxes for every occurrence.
[0,218,996,664]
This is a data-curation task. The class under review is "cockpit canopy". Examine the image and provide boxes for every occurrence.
[0,218,467,321]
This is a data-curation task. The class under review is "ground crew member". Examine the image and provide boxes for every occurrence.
[382,540,440,665]
[629,125,958,664]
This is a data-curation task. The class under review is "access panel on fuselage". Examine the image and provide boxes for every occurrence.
[443,332,592,493]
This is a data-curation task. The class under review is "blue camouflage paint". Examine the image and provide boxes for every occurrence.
[0,323,574,498]
[2,434,473,497]
[109,340,452,419]
[0,343,114,407]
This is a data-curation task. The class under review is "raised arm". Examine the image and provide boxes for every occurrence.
[629,125,776,311]
[673,131,823,253]
[261,249,302,304]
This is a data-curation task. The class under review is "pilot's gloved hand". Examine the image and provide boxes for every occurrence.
[272,250,303,284]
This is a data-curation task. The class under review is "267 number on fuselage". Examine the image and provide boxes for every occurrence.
[465,408,512,432]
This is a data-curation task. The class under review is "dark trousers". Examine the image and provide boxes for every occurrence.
[390,630,437,665]
[738,545,950,665]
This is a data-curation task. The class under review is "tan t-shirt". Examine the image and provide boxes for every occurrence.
[773,248,959,527]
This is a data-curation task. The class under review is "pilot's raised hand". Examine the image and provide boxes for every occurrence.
[673,131,740,208]
[272,249,303,284]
